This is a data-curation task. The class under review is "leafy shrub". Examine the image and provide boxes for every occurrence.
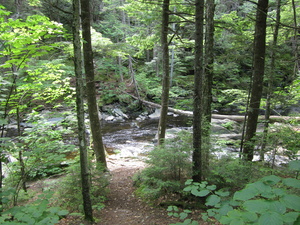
[0,190,68,225]
[134,131,193,200]
[208,156,261,191]
[171,160,300,225]
[53,163,108,212]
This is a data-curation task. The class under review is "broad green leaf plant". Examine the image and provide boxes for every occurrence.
[168,160,300,225]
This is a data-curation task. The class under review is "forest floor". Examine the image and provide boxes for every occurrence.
[57,155,209,225]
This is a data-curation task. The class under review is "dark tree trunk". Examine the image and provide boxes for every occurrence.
[80,0,107,168]
[202,0,215,177]
[192,0,204,182]
[157,0,170,145]
[72,0,93,222]
[260,0,281,160]
[243,0,269,161]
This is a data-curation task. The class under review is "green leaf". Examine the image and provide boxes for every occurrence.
[241,211,258,222]
[229,218,245,225]
[282,178,300,189]
[268,200,286,214]
[243,199,270,213]
[248,181,271,193]
[218,204,234,216]
[233,187,258,201]
[261,175,281,185]
[183,186,193,192]
[206,195,221,206]
[288,160,300,172]
[191,189,210,197]
[215,190,230,197]
[258,212,283,225]
[280,194,300,211]
[282,212,300,223]
[185,179,193,185]
[179,212,189,220]
[207,209,216,217]
[206,185,217,191]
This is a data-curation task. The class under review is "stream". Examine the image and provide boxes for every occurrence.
[101,114,192,158]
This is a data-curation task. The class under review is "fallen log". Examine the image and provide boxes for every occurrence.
[126,92,300,123]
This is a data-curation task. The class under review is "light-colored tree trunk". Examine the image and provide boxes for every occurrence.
[72,0,93,222]
[192,0,204,182]
[157,0,170,145]
[80,0,107,168]
[243,0,269,161]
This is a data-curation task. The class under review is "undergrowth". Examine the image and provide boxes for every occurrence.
[133,131,193,200]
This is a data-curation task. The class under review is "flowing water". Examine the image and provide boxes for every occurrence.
[101,114,192,158]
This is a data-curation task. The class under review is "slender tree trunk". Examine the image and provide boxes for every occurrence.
[192,0,204,182]
[243,0,269,161]
[291,0,299,75]
[260,0,281,161]
[73,0,94,222]
[128,55,141,101]
[202,0,215,177]
[80,0,107,168]
[157,0,170,145]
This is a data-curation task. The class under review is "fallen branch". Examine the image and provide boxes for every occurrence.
[126,92,300,123]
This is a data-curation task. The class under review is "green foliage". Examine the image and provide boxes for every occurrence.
[257,123,300,163]
[216,89,249,113]
[0,7,65,69]
[208,157,260,191]
[53,163,108,213]
[4,112,77,183]
[134,131,193,200]
[167,206,198,225]
[179,161,300,225]
[0,191,68,225]
[218,174,300,225]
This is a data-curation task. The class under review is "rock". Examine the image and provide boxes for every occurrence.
[149,108,160,119]
[112,108,128,119]
[105,116,115,121]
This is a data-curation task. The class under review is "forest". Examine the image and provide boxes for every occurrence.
[0,0,299,224]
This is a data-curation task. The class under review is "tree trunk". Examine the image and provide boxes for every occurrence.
[73,0,94,222]
[192,0,204,182]
[202,0,215,178]
[157,0,170,145]
[261,0,281,161]
[80,0,107,168]
[291,0,299,75]
[243,0,269,161]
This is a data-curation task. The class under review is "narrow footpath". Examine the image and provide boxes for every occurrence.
[96,157,181,225]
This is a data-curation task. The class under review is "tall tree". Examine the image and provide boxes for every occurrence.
[80,0,107,168]
[291,0,299,75]
[72,0,93,222]
[243,0,269,161]
[260,0,281,160]
[192,0,204,182]
[202,0,215,176]
[157,0,170,145]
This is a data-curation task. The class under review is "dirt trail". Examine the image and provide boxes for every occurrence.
[96,157,181,225]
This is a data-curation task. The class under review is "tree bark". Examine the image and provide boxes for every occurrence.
[261,0,281,161]
[72,0,94,222]
[243,0,269,161]
[192,0,204,182]
[291,0,299,75]
[202,0,215,179]
[80,0,107,168]
[157,0,170,145]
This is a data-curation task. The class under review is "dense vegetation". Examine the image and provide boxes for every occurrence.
[0,0,299,224]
